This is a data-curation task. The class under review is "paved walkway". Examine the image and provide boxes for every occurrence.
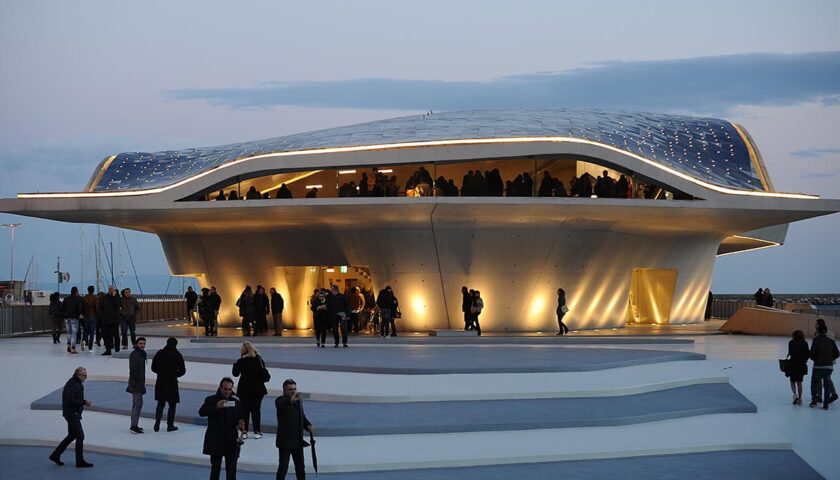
[32,381,755,436]
[1,446,822,480]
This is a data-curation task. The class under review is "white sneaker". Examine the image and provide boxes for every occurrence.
[254,432,263,439]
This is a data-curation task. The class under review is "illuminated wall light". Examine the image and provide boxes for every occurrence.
[378,169,393,174]
[305,185,323,189]
[410,295,426,320]
[326,268,335,273]
[338,170,357,174]
[340,266,348,273]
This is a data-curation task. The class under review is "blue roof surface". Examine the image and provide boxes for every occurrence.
[88,109,764,192]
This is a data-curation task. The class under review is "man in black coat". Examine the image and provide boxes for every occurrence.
[275,379,314,480]
[326,284,350,347]
[270,287,285,336]
[49,367,93,468]
[185,286,198,321]
[376,286,395,338]
[127,337,147,433]
[810,324,840,409]
[151,337,186,432]
[199,377,245,480]
[99,286,121,355]
[461,286,473,331]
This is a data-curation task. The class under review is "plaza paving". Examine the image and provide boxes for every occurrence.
[1,325,838,479]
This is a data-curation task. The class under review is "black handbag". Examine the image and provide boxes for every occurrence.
[778,358,790,377]
[259,355,271,383]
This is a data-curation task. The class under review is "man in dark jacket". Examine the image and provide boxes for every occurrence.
[461,286,472,331]
[275,379,314,480]
[127,337,147,433]
[198,288,216,337]
[120,288,140,349]
[210,286,222,336]
[82,286,99,351]
[326,284,350,347]
[99,286,121,355]
[49,367,94,468]
[184,286,198,321]
[199,377,245,480]
[810,324,840,410]
[376,286,395,338]
[62,287,84,353]
[151,337,186,432]
[270,287,285,336]
[311,291,328,347]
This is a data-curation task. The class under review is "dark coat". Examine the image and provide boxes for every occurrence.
[232,355,268,399]
[811,335,840,367]
[237,293,255,319]
[556,293,567,316]
[199,392,242,456]
[787,338,809,379]
[270,292,285,314]
[127,347,147,394]
[61,294,83,318]
[151,346,186,402]
[62,375,86,419]
[275,395,311,449]
[461,291,472,313]
[210,292,222,311]
[99,293,121,325]
[198,293,216,321]
[326,292,350,319]
[185,290,198,309]
[376,289,394,309]
[254,292,270,318]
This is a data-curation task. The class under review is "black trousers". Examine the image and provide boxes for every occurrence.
[277,447,306,480]
[155,400,177,427]
[101,323,120,351]
[210,451,239,480]
[557,312,569,334]
[240,394,264,433]
[52,415,84,463]
[314,316,328,345]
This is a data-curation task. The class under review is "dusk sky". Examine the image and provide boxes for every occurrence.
[1,1,839,294]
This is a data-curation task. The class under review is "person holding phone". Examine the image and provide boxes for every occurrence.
[199,377,245,480]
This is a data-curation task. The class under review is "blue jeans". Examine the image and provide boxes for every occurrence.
[64,318,79,348]
[379,308,392,336]
[83,316,97,347]
[811,368,835,403]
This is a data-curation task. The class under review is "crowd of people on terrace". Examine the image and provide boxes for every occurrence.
[205,167,685,201]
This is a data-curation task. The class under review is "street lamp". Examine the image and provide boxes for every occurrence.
[1,223,23,281]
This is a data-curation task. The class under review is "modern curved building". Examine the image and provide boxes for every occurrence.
[2,109,838,332]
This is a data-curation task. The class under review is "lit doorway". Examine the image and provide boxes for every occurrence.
[626,268,678,325]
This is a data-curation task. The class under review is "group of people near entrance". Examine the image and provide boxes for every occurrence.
[48,285,141,355]
[51,338,315,479]
[310,284,401,347]
[785,319,839,410]
[234,285,284,337]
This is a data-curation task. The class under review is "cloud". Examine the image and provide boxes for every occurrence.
[789,147,840,159]
[168,51,840,115]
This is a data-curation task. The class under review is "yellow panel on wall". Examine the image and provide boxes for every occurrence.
[626,268,678,325]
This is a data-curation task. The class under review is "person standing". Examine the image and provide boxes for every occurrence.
[210,286,222,335]
[809,324,840,410]
[461,286,473,331]
[763,288,774,308]
[275,379,314,480]
[348,287,364,334]
[120,288,140,349]
[787,330,809,405]
[753,287,764,307]
[236,286,255,337]
[270,287,285,336]
[199,377,245,480]
[62,287,84,354]
[184,286,198,321]
[253,285,270,336]
[311,291,328,347]
[470,290,484,336]
[233,341,269,439]
[376,286,395,338]
[82,286,99,352]
[556,288,570,336]
[151,337,186,432]
[326,284,350,347]
[49,367,94,468]
[99,286,122,355]
[127,337,147,433]
[198,288,216,337]
[49,291,63,344]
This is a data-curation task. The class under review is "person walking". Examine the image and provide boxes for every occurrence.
[787,330,809,405]
[270,287,285,336]
[311,291,328,347]
[62,287,84,354]
[326,284,350,347]
[184,286,198,321]
[376,286,395,338]
[809,324,840,409]
[82,286,99,352]
[556,288,570,335]
[461,286,473,331]
[127,337,147,433]
[275,379,314,480]
[199,377,245,480]
[120,288,140,349]
[470,290,483,336]
[151,337,186,432]
[49,291,63,344]
[99,286,122,355]
[232,341,269,439]
[236,286,255,337]
[49,367,94,468]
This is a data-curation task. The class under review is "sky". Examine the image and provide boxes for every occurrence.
[1,0,839,294]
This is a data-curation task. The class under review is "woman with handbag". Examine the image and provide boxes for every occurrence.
[787,330,809,405]
[556,288,570,335]
[232,341,269,439]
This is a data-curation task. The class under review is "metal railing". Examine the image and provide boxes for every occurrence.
[0,299,188,337]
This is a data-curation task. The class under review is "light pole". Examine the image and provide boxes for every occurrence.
[1,223,23,281]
